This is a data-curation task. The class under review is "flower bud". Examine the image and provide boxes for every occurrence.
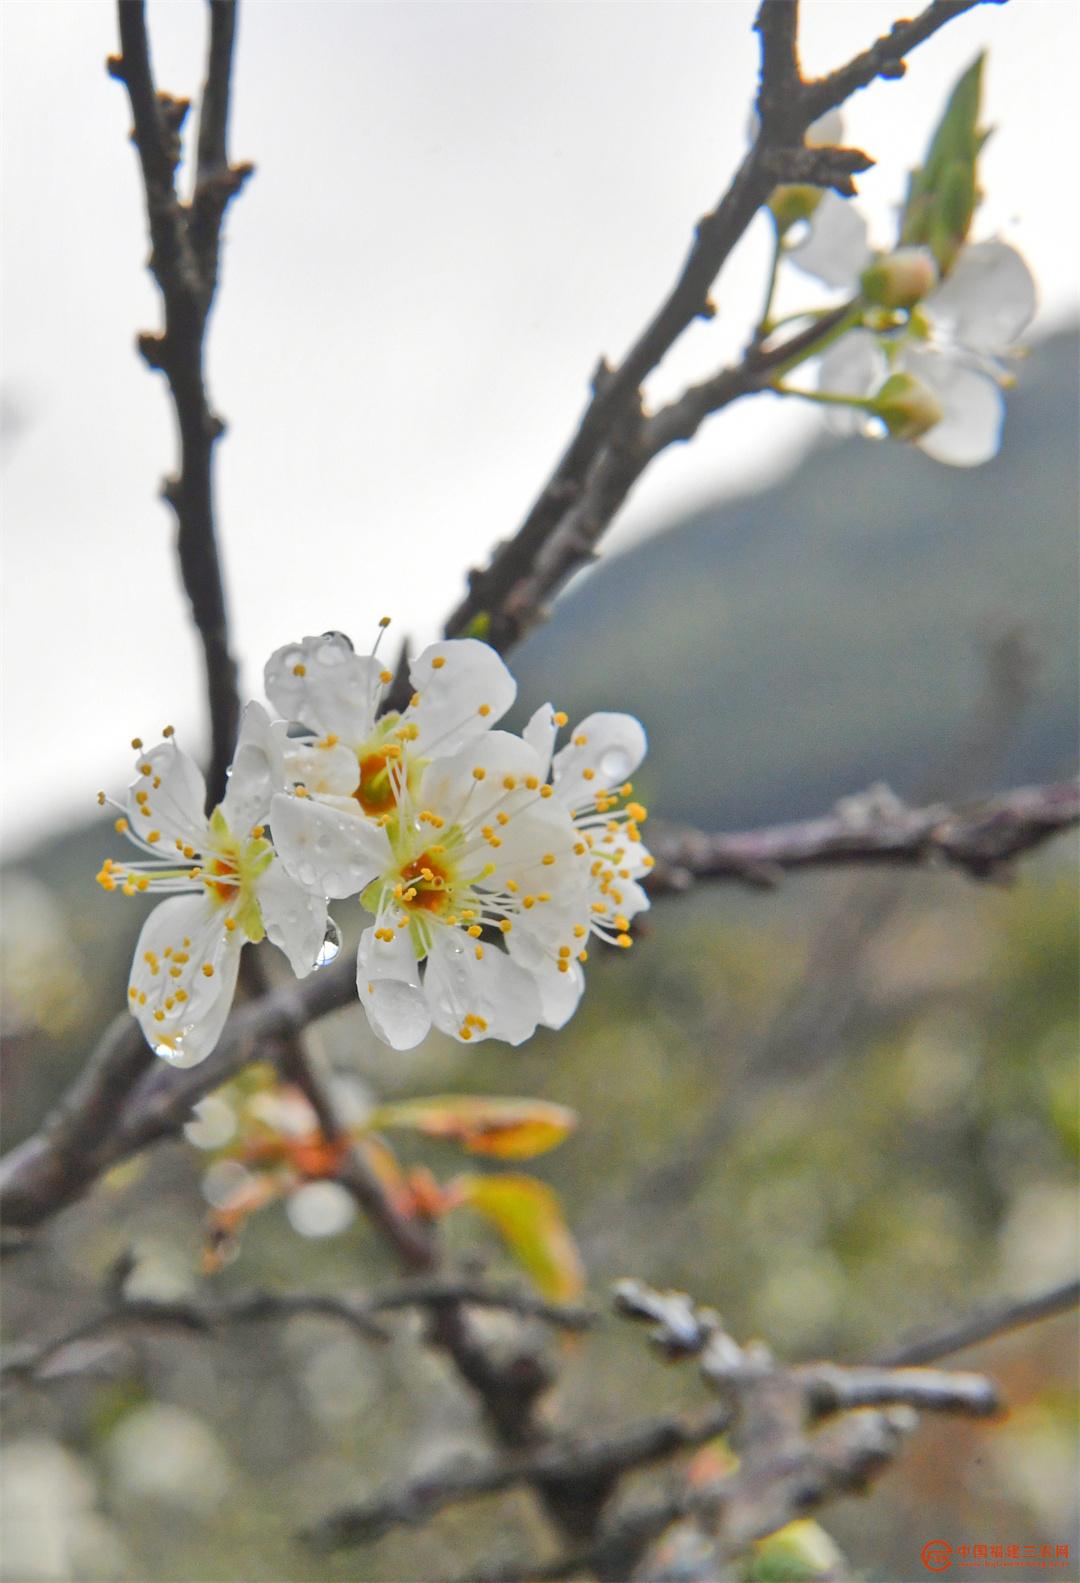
[769,184,824,236]
[860,248,939,310]
[870,371,944,442]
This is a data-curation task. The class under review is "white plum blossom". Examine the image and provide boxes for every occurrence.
[97,704,328,1067]
[272,725,591,1050]
[788,195,1036,466]
[263,630,517,863]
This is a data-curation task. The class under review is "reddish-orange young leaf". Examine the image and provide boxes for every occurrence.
[364,1096,578,1160]
[202,1171,286,1273]
[358,1135,413,1219]
[404,1165,460,1221]
[455,1173,585,1300]
[284,1135,351,1180]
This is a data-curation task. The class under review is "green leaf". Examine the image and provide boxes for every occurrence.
[365,1095,578,1159]
[900,53,985,272]
[744,1520,845,1581]
[455,1173,585,1299]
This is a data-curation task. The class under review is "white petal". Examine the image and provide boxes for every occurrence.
[404,639,516,755]
[509,932,585,1030]
[264,634,383,742]
[551,713,647,805]
[269,792,389,899]
[126,740,208,850]
[128,893,242,1067]
[417,732,548,828]
[905,348,1005,467]
[256,856,328,976]
[818,329,888,435]
[219,702,287,835]
[807,108,844,148]
[424,931,542,1046]
[283,741,361,797]
[786,191,872,289]
[523,703,559,778]
[927,240,1036,355]
[356,925,431,1050]
[484,798,583,892]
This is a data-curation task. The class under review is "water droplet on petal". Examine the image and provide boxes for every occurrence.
[314,917,342,969]
[296,861,318,888]
[600,746,633,781]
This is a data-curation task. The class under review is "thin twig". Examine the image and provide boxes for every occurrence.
[871,1276,1080,1368]
[440,0,992,654]
[108,0,251,805]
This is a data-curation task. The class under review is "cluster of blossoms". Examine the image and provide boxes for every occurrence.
[98,632,651,1066]
[768,61,1036,468]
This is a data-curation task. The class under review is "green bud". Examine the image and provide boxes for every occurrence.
[768,184,823,236]
[860,247,939,310]
[745,1520,845,1582]
[870,371,944,442]
[461,611,491,640]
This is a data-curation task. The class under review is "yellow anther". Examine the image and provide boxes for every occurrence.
[539,785,553,799]
[97,790,107,806]
[524,776,539,790]
[162,725,175,739]
[201,963,215,978]
[131,737,143,750]
[137,991,147,1005]
[137,877,149,891]
[379,615,392,628]
[459,1025,473,1040]
[183,845,196,859]
[173,952,189,964]
[578,950,589,963]
[620,783,634,797]
[380,669,393,685]
[506,879,518,893]
[139,762,152,776]
[522,896,535,909]
[615,915,630,931]
[627,803,648,822]
[582,768,595,781]
[499,919,512,934]
[431,655,446,670]
[114,817,129,833]
[164,997,175,1011]
[153,1010,165,1022]
[147,830,161,844]
[574,734,588,747]
[411,692,421,708]
[121,882,136,897]
[152,776,161,789]
[250,825,265,840]
[169,966,182,979]
[573,842,585,855]
[478,704,491,717]
[472,767,486,781]
[553,711,568,727]
[496,811,509,826]
[538,891,551,903]
[292,663,307,676]
[502,776,516,791]
[557,959,569,974]
[558,945,571,958]
[542,853,556,866]
[174,989,188,1003]
[474,945,484,960]
[573,925,586,939]
[129,987,138,1000]
[643,854,655,869]
[591,902,607,914]
[295,786,309,798]
[616,934,633,948]
[467,925,483,938]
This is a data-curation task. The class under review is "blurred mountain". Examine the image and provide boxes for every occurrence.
[512,327,1079,829]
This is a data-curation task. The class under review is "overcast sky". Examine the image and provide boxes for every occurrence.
[3,0,1077,853]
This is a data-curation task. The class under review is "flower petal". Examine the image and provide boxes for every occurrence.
[219,702,287,835]
[818,329,888,435]
[269,792,389,899]
[257,856,329,977]
[424,931,542,1046]
[126,739,208,851]
[357,925,431,1050]
[523,704,559,778]
[128,892,242,1067]
[786,190,872,289]
[283,741,362,798]
[905,348,1005,467]
[417,732,548,829]
[551,713,647,806]
[264,634,383,742]
[509,932,585,1030]
[404,640,516,755]
[927,240,1036,354]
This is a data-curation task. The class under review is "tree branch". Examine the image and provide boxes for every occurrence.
[108,0,251,806]
[644,780,1080,894]
[871,1276,1080,1367]
[440,0,991,655]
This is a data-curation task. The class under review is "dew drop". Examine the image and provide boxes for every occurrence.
[865,416,888,441]
[600,746,633,781]
[296,861,318,888]
[314,917,342,969]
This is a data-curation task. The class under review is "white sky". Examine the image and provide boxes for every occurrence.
[2,0,1078,854]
